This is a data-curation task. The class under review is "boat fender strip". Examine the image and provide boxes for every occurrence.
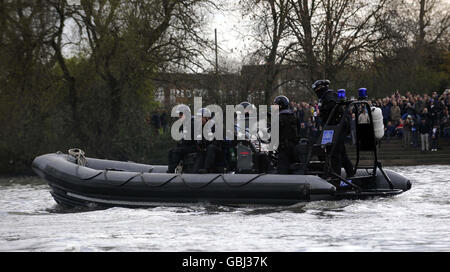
[118,172,142,187]
[140,173,179,188]
[180,174,222,189]
[221,173,266,188]
[76,166,103,180]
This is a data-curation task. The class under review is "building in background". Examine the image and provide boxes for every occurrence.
[153,64,312,109]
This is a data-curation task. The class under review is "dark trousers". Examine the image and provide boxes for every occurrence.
[194,144,222,173]
[412,131,419,147]
[329,140,354,178]
[431,136,439,150]
[278,143,298,174]
[168,145,198,173]
[204,144,222,171]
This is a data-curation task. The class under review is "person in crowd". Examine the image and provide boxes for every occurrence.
[381,98,391,126]
[403,116,413,148]
[418,118,431,152]
[414,96,425,115]
[303,102,312,123]
[431,124,440,152]
[400,99,408,116]
[430,99,443,126]
[390,101,401,126]
[289,101,297,111]
[309,121,320,143]
[296,103,305,125]
[299,122,309,139]
[411,117,419,148]
[420,107,430,123]
[402,103,416,120]
[385,121,396,142]
[395,119,404,138]
[312,79,354,178]
[445,93,450,110]
[358,108,370,124]
[350,113,357,145]
[441,108,450,139]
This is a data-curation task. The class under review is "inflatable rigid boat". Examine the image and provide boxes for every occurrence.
[31,152,411,209]
[31,100,411,209]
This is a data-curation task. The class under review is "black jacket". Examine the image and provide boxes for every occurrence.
[317,88,350,134]
[279,109,299,147]
[418,122,431,134]
[317,88,338,124]
[195,120,220,151]
[179,117,196,147]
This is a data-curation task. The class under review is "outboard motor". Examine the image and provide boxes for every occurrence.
[237,142,254,173]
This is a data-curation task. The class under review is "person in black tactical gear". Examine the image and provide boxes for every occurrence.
[239,101,251,113]
[234,101,270,173]
[312,80,355,178]
[225,101,254,171]
[235,101,258,139]
[194,108,224,173]
[273,95,300,174]
[167,104,198,173]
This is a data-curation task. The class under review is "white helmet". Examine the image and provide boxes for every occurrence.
[195,108,211,118]
[174,104,191,115]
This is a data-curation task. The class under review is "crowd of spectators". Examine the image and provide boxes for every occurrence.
[288,89,450,152]
[372,90,450,151]
[288,100,322,141]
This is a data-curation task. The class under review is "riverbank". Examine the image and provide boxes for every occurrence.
[348,138,450,166]
[2,138,449,176]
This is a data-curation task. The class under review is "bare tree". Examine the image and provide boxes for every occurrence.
[43,0,215,145]
[286,0,392,84]
[362,0,450,95]
[415,0,450,48]
[240,0,295,104]
[239,0,395,99]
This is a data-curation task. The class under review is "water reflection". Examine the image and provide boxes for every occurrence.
[0,165,449,251]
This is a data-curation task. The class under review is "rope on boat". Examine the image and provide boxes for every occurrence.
[221,173,267,188]
[68,148,87,166]
[180,174,222,189]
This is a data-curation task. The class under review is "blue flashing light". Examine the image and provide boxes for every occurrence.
[358,88,368,99]
[337,89,346,99]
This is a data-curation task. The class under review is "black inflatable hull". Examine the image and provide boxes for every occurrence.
[32,153,411,208]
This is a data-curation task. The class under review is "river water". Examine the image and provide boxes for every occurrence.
[0,165,449,252]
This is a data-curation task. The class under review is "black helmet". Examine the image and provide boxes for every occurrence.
[239,101,256,112]
[239,101,251,108]
[312,79,330,93]
[237,101,256,118]
[273,95,290,110]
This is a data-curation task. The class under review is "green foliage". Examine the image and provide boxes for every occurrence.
[0,0,203,174]
[349,46,450,98]
[0,50,165,174]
